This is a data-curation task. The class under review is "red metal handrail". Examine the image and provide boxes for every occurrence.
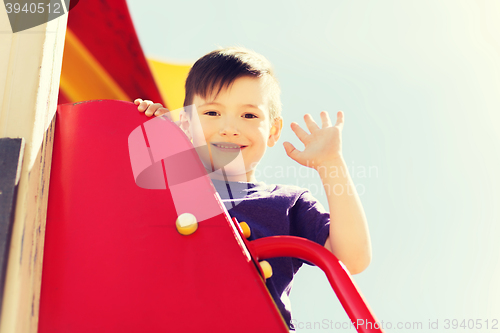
[250,236,384,333]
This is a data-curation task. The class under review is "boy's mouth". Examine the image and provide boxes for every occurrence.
[211,142,247,151]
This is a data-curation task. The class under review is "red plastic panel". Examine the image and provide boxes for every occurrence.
[129,116,223,222]
[39,100,288,332]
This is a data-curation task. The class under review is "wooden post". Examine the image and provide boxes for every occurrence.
[0,4,68,333]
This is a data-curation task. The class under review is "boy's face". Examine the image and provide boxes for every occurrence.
[182,76,282,182]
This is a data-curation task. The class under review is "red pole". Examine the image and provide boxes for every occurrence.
[250,236,384,333]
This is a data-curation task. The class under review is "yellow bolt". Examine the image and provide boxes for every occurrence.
[239,222,251,238]
[176,213,198,235]
[259,260,273,279]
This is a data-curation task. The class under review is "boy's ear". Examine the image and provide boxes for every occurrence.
[179,109,192,141]
[267,116,283,148]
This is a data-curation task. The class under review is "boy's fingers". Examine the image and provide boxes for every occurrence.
[144,105,156,116]
[290,122,309,142]
[154,107,170,117]
[320,111,332,128]
[144,102,162,117]
[134,98,143,105]
[283,141,301,161]
[335,111,344,130]
[138,100,153,113]
[283,141,299,158]
[304,114,321,133]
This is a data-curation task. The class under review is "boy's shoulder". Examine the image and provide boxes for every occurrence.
[268,182,309,197]
[253,182,325,211]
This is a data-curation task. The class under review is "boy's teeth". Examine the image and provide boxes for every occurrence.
[214,143,242,149]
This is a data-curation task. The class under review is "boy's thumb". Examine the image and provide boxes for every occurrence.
[283,142,297,158]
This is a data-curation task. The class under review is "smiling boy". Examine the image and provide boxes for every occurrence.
[189,75,280,183]
[135,47,372,330]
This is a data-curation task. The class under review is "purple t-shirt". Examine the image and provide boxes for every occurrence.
[210,178,331,330]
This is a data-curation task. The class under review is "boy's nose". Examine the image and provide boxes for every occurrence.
[219,122,240,136]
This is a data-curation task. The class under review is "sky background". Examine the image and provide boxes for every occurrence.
[126,1,500,331]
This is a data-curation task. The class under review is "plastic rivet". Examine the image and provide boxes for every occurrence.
[239,222,251,238]
[259,260,273,279]
[176,213,198,235]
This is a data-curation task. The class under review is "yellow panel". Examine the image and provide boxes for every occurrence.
[147,58,192,121]
[60,29,130,102]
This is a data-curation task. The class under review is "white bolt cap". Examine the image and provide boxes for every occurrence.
[177,213,197,228]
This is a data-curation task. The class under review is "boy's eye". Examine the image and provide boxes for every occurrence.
[203,111,257,118]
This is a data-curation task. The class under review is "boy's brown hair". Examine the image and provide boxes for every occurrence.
[183,46,282,123]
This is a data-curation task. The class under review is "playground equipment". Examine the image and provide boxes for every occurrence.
[38,100,383,332]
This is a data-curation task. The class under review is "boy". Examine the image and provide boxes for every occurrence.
[135,47,371,330]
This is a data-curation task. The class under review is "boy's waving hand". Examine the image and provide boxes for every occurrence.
[283,111,344,170]
[284,110,371,275]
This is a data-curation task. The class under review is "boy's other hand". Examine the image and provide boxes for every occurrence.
[134,98,171,118]
[283,111,344,170]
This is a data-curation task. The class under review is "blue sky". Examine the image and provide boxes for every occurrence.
[126,1,500,331]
